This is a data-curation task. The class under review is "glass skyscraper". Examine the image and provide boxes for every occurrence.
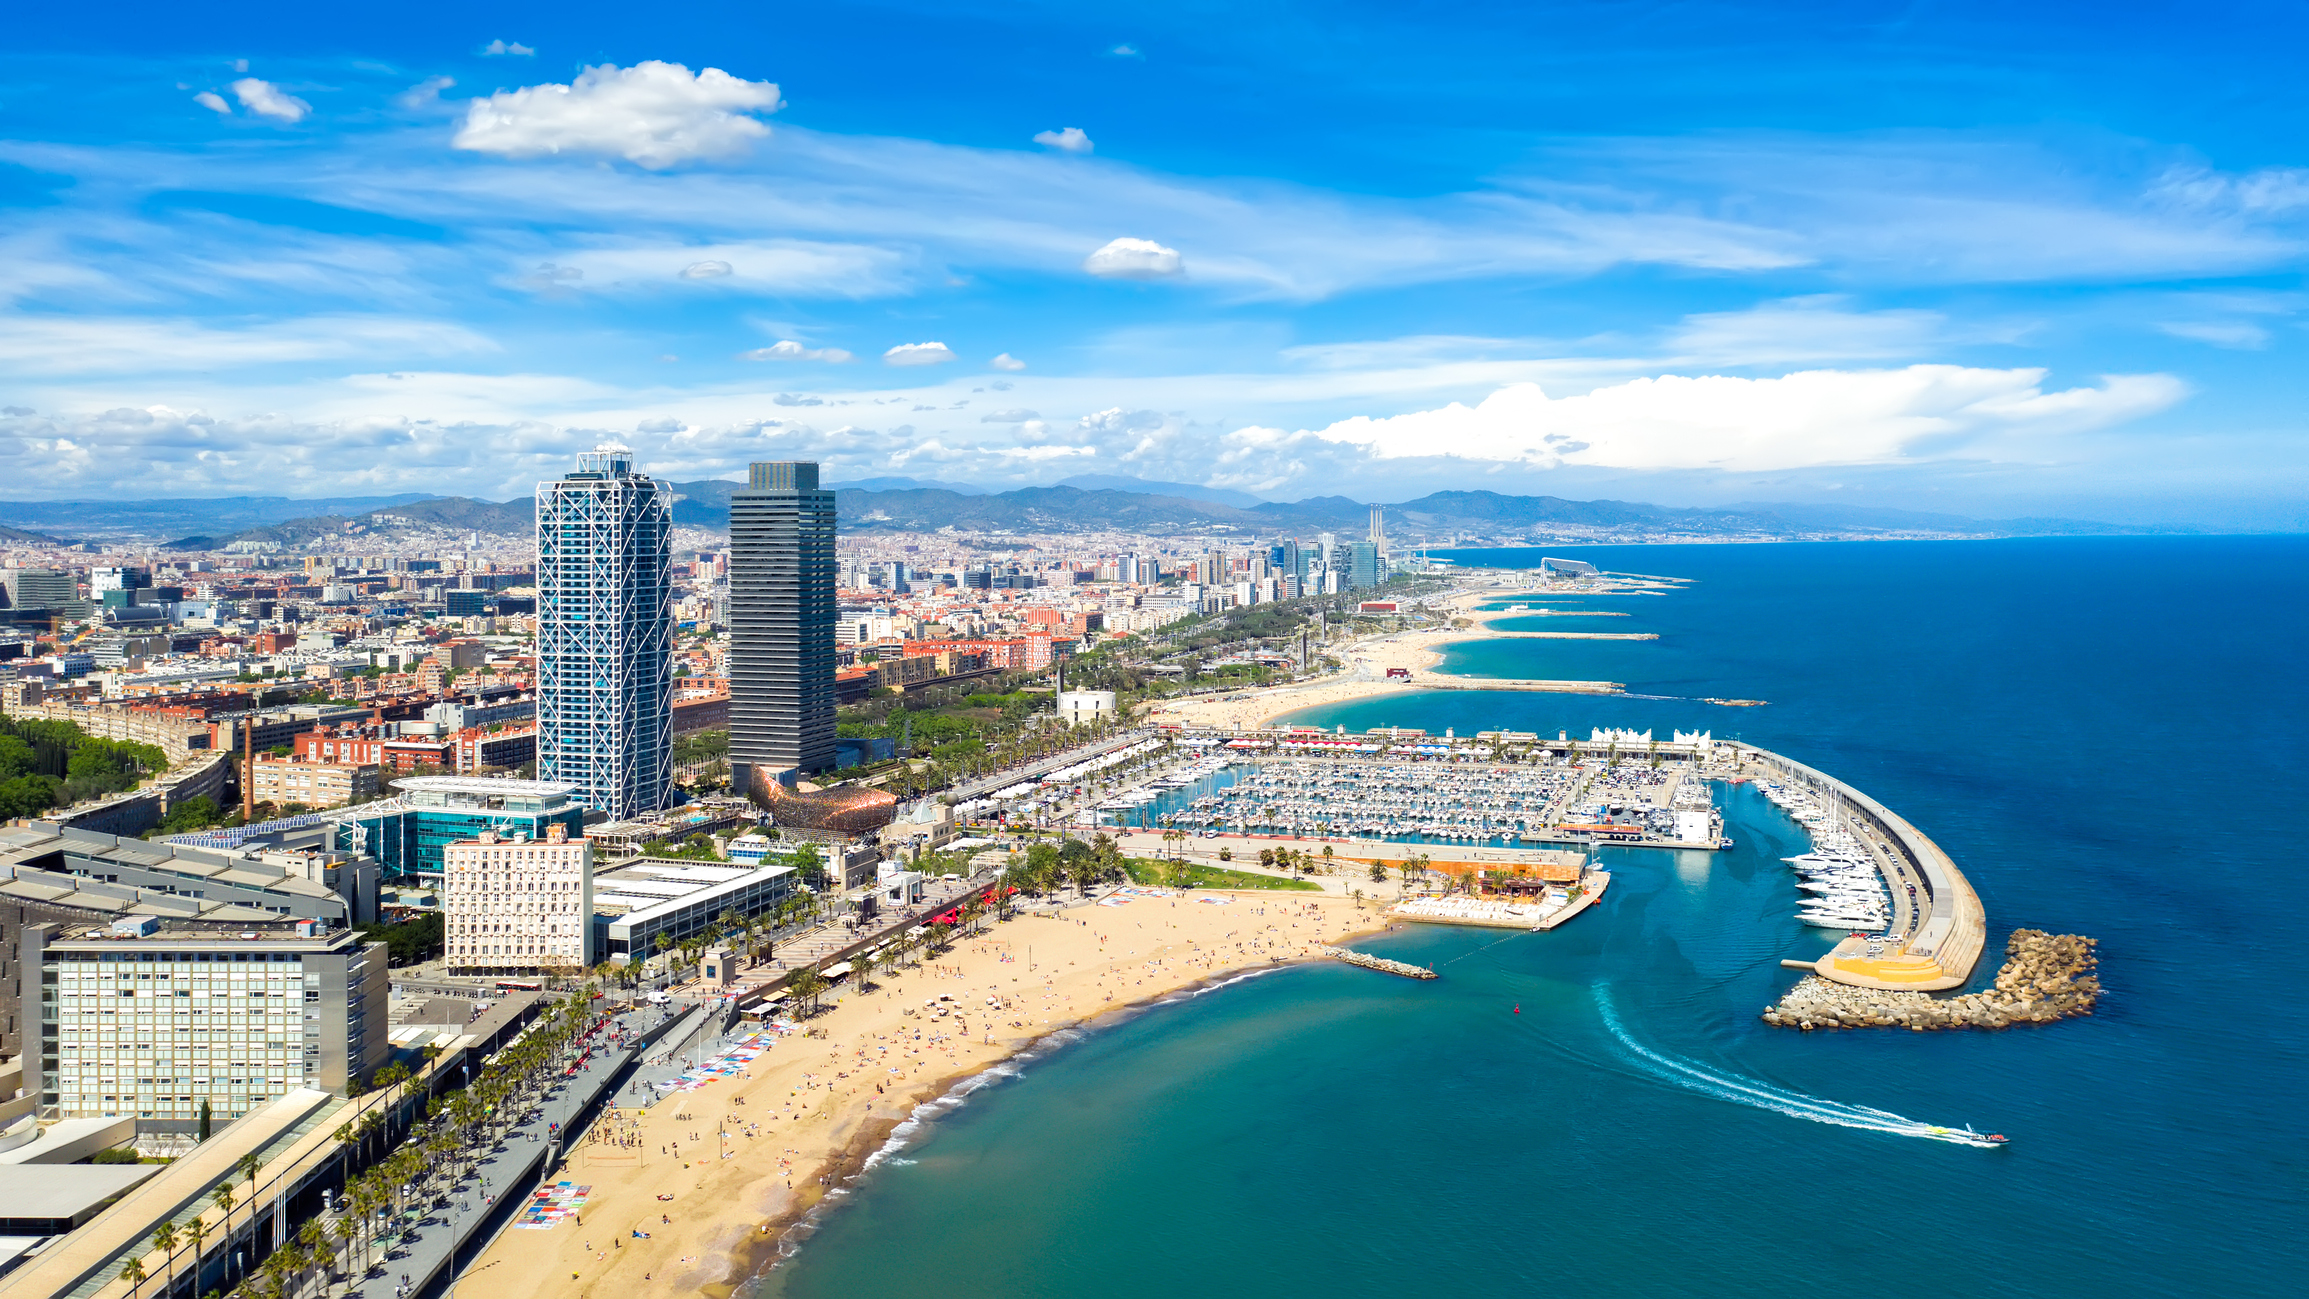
[535,445,673,818]
[729,460,838,783]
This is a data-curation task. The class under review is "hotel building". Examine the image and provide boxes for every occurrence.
[536,444,675,818]
[19,920,388,1122]
[441,824,595,974]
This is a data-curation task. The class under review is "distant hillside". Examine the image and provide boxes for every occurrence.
[33,479,2173,549]
[0,493,436,539]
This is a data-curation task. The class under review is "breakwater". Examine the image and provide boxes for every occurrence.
[1315,945,1438,979]
[1763,930,2100,1031]
[1735,743,1987,990]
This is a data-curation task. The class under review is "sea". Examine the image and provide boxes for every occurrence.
[747,536,2307,1299]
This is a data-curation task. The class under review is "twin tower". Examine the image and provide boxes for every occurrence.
[536,451,836,819]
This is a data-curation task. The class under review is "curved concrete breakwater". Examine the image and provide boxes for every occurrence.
[1736,745,2103,1030]
[1765,930,2100,1031]
[1738,744,1988,991]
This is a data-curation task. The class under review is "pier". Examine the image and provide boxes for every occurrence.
[1316,946,1439,978]
[1730,745,1987,991]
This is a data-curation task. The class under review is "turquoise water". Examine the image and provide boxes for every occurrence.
[752,537,2306,1299]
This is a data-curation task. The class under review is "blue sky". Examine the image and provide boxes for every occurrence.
[2,1,2304,526]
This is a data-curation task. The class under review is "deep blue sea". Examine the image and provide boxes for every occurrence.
[752,537,2307,1299]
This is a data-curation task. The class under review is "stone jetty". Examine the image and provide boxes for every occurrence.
[1763,929,2099,1031]
[1315,946,1438,979]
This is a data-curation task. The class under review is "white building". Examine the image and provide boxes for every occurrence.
[1058,690,1117,726]
[442,824,595,974]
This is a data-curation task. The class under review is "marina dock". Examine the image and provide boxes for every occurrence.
[1730,746,1987,991]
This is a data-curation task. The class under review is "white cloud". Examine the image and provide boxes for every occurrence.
[741,341,854,363]
[980,409,1039,423]
[2157,320,2269,349]
[1110,44,1143,59]
[526,240,904,298]
[883,342,957,366]
[990,353,1027,371]
[396,76,456,111]
[452,61,783,169]
[0,314,496,377]
[1079,407,1166,434]
[1084,237,1183,279]
[482,40,536,57]
[1289,367,2187,472]
[1034,127,1093,154]
[193,91,231,115]
[1665,296,1949,366]
[231,79,311,124]
[2151,165,2309,215]
[636,415,683,432]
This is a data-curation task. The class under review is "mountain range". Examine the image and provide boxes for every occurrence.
[0,481,2182,549]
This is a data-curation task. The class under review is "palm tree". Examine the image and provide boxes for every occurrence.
[211,1187,236,1287]
[185,1217,207,1297]
[151,1222,176,1299]
[119,1257,147,1299]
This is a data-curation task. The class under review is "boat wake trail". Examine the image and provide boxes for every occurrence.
[1594,986,2004,1148]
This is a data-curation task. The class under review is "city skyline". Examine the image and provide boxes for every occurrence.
[0,4,2303,529]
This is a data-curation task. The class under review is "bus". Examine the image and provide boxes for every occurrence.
[495,979,544,992]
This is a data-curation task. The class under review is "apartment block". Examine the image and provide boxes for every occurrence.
[441,824,594,974]
[251,756,380,809]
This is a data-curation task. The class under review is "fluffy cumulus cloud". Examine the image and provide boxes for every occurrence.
[883,341,957,366]
[452,62,783,169]
[482,39,536,57]
[990,353,1027,371]
[1033,127,1094,154]
[231,78,311,123]
[193,91,230,114]
[1285,367,2187,472]
[741,340,854,363]
[1083,237,1183,279]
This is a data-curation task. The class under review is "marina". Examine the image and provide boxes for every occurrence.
[1731,744,1987,991]
[1096,729,1726,851]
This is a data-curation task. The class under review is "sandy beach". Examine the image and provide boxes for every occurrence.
[1145,591,1635,730]
[466,891,1390,1299]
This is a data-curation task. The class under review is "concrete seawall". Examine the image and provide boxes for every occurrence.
[1739,746,1987,992]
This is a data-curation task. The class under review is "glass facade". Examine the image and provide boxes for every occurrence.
[536,446,674,818]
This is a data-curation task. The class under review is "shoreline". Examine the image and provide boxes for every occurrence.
[712,946,1366,1294]
[1143,587,1687,731]
[467,892,1396,1299]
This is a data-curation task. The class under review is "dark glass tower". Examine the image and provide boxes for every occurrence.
[730,460,838,783]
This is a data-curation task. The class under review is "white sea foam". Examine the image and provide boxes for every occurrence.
[1595,985,2005,1148]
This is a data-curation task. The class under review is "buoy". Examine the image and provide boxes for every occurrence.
[1512,1004,1520,1014]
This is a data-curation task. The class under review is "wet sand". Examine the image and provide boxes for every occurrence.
[466,891,1389,1299]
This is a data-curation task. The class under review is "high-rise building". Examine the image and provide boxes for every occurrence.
[442,824,594,975]
[729,460,838,783]
[1,567,78,613]
[535,445,673,818]
[1369,504,1386,547]
[20,920,388,1120]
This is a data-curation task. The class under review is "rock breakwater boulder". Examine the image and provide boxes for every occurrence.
[1762,929,2099,1031]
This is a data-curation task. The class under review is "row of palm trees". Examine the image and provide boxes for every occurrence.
[120,988,609,1299]
[792,881,1006,1011]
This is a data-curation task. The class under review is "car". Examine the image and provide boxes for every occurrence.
[646,990,672,1005]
